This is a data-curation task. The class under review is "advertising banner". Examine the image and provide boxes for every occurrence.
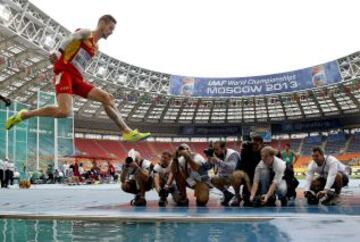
[169,61,341,97]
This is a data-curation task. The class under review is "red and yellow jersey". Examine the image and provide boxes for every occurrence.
[54,29,98,76]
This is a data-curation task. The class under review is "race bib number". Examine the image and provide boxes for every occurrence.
[71,48,92,74]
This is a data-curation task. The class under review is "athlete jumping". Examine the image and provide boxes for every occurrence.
[5,15,150,142]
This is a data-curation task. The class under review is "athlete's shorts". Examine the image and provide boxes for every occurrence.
[54,70,94,98]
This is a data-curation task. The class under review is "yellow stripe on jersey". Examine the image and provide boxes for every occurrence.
[62,39,82,64]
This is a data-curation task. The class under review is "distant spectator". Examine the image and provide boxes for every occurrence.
[79,163,85,177]
[3,158,14,188]
[0,158,4,188]
[281,144,298,169]
[62,161,70,177]
[47,164,54,183]
[54,168,64,183]
[109,161,118,182]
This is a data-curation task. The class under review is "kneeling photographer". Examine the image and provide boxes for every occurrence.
[152,151,181,207]
[249,146,288,207]
[238,136,264,206]
[209,141,251,207]
[120,149,153,206]
[165,144,211,207]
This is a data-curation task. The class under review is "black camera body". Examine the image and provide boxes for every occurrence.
[203,147,214,157]
[305,191,319,205]
[125,157,134,165]
[241,141,253,152]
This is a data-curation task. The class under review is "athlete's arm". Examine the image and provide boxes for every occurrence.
[59,29,92,51]
[49,29,92,64]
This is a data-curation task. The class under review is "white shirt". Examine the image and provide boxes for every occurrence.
[214,148,239,176]
[62,164,70,176]
[4,161,15,172]
[177,153,207,185]
[304,155,347,191]
[0,159,4,170]
[178,153,206,172]
[79,166,85,175]
[254,156,286,185]
[128,159,152,179]
[153,163,171,176]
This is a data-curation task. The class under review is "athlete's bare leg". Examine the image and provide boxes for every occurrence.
[87,87,131,133]
[21,93,73,120]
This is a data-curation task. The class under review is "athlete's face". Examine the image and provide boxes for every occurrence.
[101,21,116,39]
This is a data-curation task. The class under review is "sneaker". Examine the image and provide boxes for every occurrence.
[158,197,168,207]
[230,195,242,207]
[122,129,151,142]
[264,196,276,207]
[280,197,288,207]
[221,191,234,206]
[176,198,189,207]
[5,109,27,130]
[243,200,253,207]
[130,195,147,207]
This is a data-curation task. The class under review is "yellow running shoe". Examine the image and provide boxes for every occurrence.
[122,129,151,142]
[5,109,28,130]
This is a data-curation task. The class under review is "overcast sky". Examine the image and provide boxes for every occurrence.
[31,0,360,78]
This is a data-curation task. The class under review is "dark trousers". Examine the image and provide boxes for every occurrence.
[2,170,13,188]
[0,169,4,187]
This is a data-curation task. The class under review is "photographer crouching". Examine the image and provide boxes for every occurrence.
[209,141,251,207]
[249,146,288,207]
[152,151,181,207]
[165,144,211,207]
[120,150,153,206]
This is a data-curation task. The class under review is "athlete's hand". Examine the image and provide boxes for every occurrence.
[49,53,58,64]
[49,51,61,64]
